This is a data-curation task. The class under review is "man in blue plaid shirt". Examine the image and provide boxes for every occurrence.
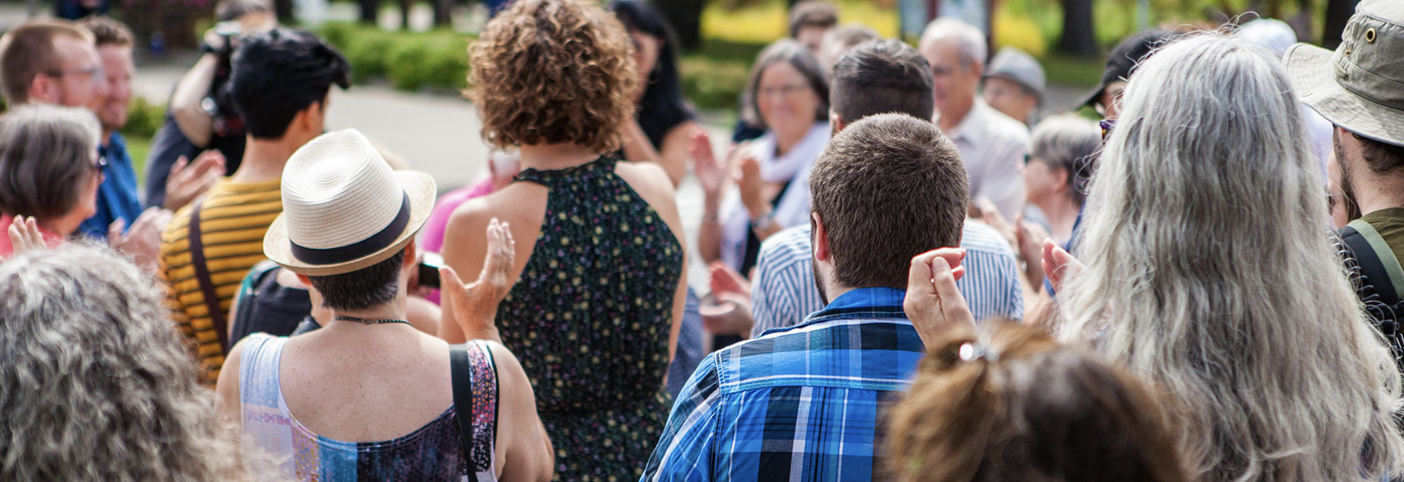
[642,59,971,478]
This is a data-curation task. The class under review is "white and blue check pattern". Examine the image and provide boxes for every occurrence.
[749,221,1024,338]
[641,288,924,482]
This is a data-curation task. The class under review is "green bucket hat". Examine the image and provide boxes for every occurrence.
[1284,0,1404,147]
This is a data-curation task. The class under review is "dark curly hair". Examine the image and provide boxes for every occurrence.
[467,0,636,153]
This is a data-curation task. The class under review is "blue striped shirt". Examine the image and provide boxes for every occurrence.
[641,287,923,482]
[749,221,1023,337]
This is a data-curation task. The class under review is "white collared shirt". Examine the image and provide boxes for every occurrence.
[940,99,1031,219]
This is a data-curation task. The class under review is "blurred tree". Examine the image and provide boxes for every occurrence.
[275,0,293,21]
[656,0,707,49]
[1059,0,1096,55]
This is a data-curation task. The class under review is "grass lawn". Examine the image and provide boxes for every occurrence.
[127,135,151,180]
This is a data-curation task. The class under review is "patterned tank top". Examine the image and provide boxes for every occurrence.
[500,156,683,480]
[237,334,498,481]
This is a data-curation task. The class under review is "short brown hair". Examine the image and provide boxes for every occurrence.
[809,113,966,289]
[467,0,635,153]
[0,20,94,105]
[831,39,933,123]
[0,104,102,221]
[885,322,1188,482]
[788,0,838,38]
[79,16,134,48]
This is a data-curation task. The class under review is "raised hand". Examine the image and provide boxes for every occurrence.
[737,155,767,219]
[1014,219,1050,288]
[164,150,226,211]
[904,248,974,346]
[109,207,174,274]
[5,215,47,259]
[440,218,517,343]
[1041,239,1084,294]
[691,129,727,197]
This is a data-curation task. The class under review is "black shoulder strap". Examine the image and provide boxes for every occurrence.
[188,199,230,352]
[450,344,481,482]
[1342,221,1404,307]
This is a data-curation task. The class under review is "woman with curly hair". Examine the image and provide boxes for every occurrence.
[439,0,688,479]
[0,245,246,481]
[884,321,1187,482]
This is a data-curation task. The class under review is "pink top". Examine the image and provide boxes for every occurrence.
[420,178,496,304]
[0,213,65,259]
[422,177,496,254]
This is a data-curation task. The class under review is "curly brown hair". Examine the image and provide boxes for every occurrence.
[467,0,636,153]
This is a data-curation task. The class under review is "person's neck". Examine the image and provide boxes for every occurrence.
[938,97,975,132]
[41,215,81,239]
[326,297,411,328]
[1350,168,1404,215]
[518,143,600,171]
[1039,196,1083,244]
[100,128,113,146]
[229,135,300,184]
[774,122,814,157]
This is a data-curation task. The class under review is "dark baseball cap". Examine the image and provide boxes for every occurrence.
[1078,30,1175,111]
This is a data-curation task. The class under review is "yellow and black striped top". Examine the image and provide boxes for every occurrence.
[158,179,282,384]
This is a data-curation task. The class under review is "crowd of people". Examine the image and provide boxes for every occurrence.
[3,0,1404,480]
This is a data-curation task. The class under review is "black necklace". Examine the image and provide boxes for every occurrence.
[333,316,413,327]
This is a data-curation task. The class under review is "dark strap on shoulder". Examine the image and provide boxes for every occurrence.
[450,344,481,482]
[188,199,230,353]
[1342,221,1404,306]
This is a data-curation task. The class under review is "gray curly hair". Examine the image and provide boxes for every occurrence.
[0,244,247,481]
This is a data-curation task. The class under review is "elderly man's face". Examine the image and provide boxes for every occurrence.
[983,76,1036,124]
[922,38,980,120]
[47,35,107,110]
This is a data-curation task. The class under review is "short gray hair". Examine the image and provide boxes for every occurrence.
[216,0,273,22]
[0,104,101,221]
[1030,115,1101,205]
[0,245,248,481]
[919,18,986,69]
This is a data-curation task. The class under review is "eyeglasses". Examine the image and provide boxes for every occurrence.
[44,67,103,79]
[91,153,108,174]
[758,84,811,98]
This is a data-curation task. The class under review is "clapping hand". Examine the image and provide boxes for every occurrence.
[440,218,516,343]
[904,248,975,346]
[164,150,226,211]
[691,129,728,197]
[1041,239,1084,294]
[109,207,174,274]
[4,215,46,260]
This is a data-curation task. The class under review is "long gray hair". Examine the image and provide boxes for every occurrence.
[0,245,247,481]
[1057,32,1404,482]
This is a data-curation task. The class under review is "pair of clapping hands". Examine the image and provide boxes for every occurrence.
[906,241,1082,344]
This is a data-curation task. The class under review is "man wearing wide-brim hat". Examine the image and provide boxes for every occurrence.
[212,129,556,480]
[1284,0,1404,357]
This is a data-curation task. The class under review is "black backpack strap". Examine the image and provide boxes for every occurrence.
[450,344,482,482]
[1343,220,1404,305]
[188,199,230,352]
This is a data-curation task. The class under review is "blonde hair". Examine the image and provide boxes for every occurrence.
[1057,32,1404,482]
[0,245,248,481]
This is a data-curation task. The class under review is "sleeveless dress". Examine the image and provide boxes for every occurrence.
[238,334,499,481]
[502,156,683,481]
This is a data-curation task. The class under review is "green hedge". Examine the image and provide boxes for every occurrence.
[319,22,470,92]
[316,22,758,111]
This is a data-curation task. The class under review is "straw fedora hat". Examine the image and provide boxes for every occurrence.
[264,129,436,276]
[1285,0,1404,147]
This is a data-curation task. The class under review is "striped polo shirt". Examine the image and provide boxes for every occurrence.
[748,220,1024,338]
[158,178,282,383]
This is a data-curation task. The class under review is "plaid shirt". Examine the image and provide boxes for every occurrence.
[641,287,924,482]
